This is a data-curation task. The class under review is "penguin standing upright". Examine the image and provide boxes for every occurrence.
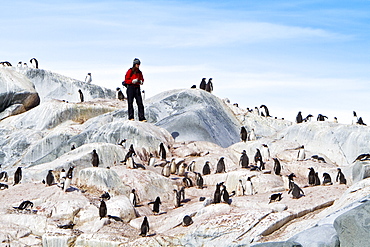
[195,172,204,189]
[288,183,304,199]
[130,189,139,207]
[46,170,54,186]
[85,73,92,83]
[14,167,22,185]
[297,145,305,161]
[151,197,161,214]
[296,111,303,123]
[92,149,99,167]
[240,127,248,142]
[99,200,107,219]
[236,179,245,196]
[140,216,149,237]
[308,167,316,186]
[273,158,281,175]
[245,177,254,195]
[30,58,38,69]
[336,168,347,184]
[199,78,206,90]
[239,150,249,168]
[205,78,213,93]
[213,182,222,203]
[215,157,226,173]
[261,144,270,162]
[221,184,230,204]
[78,89,84,102]
[203,161,211,175]
[158,143,166,160]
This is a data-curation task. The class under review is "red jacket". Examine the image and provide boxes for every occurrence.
[125,68,144,86]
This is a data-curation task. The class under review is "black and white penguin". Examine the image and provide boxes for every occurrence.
[236,179,245,196]
[46,170,54,186]
[23,63,28,68]
[187,160,195,172]
[179,187,185,202]
[303,114,314,122]
[213,182,222,203]
[64,166,74,192]
[357,117,367,126]
[203,161,211,175]
[0,183,9,189]
[352,111,358,125]
[297,145,305,161]
[199,78,206,90]
[17,61,22,68]
[240,150,249,169]
[159,143,166,160]
[353,153,370,162]
[173,189,181,208]
[322,173,333,185]
[100,191,111,200]
[169,158,177,174]
[314,172,321,186]
[296,111,303,123]
[116,87,125,101]
[269,193,282,203]
[140,216,149,237]
[78,89,84,102]
[260,105,270,117]
[85,73,92,83]
[288,183,304,199]
[287,173,296,190]
[177,163,187,176]
[245,177,254,195]
[240,126,248,142]
[183,215,193,226]
[183,173,193,188]
[151,197,161,214]
[14,200,34,210]
[254,148,263,165]
[195,172,204,189]
[336,168,347,184]
[99,200,107,219]
[148,153,156,166]
[317,114,328,121]
[30,58,38,69]
[221,184,230,204]
[162,162,171,177]
[92,149,99,167]
[308,167,316,186]
[215,157,226,173]
[205,78,213,93]
[248,128,256,141]
[0,171,8,182]
[130,189,138,207]
[261,144,270,162]
[273,158,281,175]
[14,167,22,185]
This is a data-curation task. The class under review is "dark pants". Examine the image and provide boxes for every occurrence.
[127,85,145,120]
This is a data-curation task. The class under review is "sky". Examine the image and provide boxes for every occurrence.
[1,0,370,123]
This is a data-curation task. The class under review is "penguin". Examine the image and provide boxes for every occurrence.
[100,191,111,200]
[14,167,22,185]
[141,90,146,101]
[173,189,181,208]
[357,117,367,126]
[183,215,193,226]
[287,173,296,190]
[14,200,34,210]
[140,216,149,237]
[150,197,161,214]
[159,143,166,160]
[336,168,347,185]
[314,172,321,186]
[191,85,196,89]
[29,58,38,69]
[240,150,250,168]
[352,111,358,125]
[71,144,76,150]
[322,173,333,185]
[179,186,185,202]
[99,200,107,219]
[248,128,256,141]
[178,163,187,176]
[221,184,230,204]
[0,171,8,182]
[353,153,370,162]
[308,167,316,186]
[261,144,270,162]
[199,78,207,90]
[63,166,74,192]
[116,87,125,101]
[195,172,204,189]
[296,111,303,123]
[148,153,156,166]
[60,169,66,180]
[273,158,281,175]
[85,73,92,83]
[78,89,84,102]
[317,114,328,121]
[92,149,99,167]
[236,179,245,196]
[46,170,54,186]
[260,105,270,117]
[187,160,195,172]
[303,114,314,122]
[297,145,305,161]
[213,182,222,203]
[23,63,28,68]
[254,107,260,116]
[130,189,138,207]
[126,156,136,169]
[162,162,171,177]
[269,193,282,203]
[203,161,211,175]
[254,149,263,165]
[288,183,304,199]
[240,126,248,142]
[17,61,22,68]
[183,173,193,188]
[0,183,8,190]
[170,158,177,174]
[333,117,338,123]
[245,177,254,195]
[215,157,226,173]
[205,78,213,93]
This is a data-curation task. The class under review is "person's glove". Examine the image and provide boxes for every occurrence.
[132,79,139,84]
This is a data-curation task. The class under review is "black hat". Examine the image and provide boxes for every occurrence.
[133,58,141,65]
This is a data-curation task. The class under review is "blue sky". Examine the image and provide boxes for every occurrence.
[2,0,370,123]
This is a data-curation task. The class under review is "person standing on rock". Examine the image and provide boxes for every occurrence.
[124,58,146,122]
